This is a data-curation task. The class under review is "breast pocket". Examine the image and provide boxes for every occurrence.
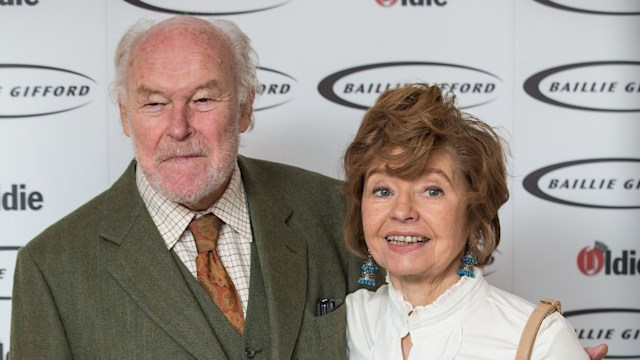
[312,303,347,359]
[315,301,347,339]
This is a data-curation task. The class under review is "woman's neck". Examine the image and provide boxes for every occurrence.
[390,268,461,308]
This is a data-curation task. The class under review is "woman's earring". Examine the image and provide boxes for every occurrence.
[357,251,378,286]
[456,251,478,278]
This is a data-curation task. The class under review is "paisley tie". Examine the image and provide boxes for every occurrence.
[189,214,244,333]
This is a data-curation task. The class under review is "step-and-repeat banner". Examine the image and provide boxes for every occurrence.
[1,0,639,358]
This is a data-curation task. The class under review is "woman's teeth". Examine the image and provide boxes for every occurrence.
[386,235,429,245]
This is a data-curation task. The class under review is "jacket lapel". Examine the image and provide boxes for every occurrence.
[239,157,308,360]
[99,162,227,359]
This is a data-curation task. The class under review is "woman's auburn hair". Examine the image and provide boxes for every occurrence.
[342,83,509,267]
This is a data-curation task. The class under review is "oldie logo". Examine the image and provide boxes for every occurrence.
[318,62,501,110]
[254,67,296,111]
[123,0,291,15]
[524,61,640,112]
[522,158,640,209]
[565,308,640,358]
[577,241,639,276]
[0,64,95,118]
[533,0,640,15]
[0,184,43,211]
[0,0,38,6]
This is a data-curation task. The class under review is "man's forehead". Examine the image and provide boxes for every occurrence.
[128,31,234,74]
[133,79,221,97]
[135,22,229,55]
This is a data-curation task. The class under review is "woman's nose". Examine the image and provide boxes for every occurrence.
[391,194,418,222]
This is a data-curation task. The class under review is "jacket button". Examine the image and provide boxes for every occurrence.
[244,347,256,358]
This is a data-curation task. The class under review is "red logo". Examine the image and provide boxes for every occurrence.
[577,242,607,275]
[577,242,639,276]
[376,0,398,6]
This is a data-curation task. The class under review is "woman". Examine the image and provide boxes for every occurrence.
[343,83,589,359]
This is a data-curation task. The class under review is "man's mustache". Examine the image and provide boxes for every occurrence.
[154,138,210,162]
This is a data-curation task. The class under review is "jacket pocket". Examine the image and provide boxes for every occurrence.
[314,302,347,340]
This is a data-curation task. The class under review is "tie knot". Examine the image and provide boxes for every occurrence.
[188,214,223,253]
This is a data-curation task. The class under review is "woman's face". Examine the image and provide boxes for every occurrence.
[361,151,469,288]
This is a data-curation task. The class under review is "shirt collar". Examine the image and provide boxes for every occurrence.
[136,161,252,250]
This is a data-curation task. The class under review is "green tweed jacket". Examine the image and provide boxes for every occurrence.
[11,156,362,359]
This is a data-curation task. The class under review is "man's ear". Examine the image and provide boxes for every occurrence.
[239,89,255,133]
[118,101,131,137]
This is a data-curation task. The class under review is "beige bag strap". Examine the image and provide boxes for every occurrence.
[515,299,562,360]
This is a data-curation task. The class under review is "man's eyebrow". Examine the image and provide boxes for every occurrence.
[134,80,220,97]
[135,85,162,98]
[195,80,219,92]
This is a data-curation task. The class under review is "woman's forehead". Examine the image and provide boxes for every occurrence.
[365,150,456,178]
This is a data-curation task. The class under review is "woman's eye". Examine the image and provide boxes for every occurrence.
[373,188,391,197]
[425,188,443,197]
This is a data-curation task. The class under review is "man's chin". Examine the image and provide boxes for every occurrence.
[143,159,235,208]
[159,187,210,208]
[147,173,209,201]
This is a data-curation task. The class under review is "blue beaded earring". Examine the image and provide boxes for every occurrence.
[357,251,378,286]
[456,251,478,278]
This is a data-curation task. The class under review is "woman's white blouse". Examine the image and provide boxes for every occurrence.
[346,270,588,359]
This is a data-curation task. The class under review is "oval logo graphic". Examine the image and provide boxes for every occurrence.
[564,308,640,358]
[318,62,502,110]
[523,158,640,209]
[123,0,291,15]
[376,0,398,7]
[253,67,296,111]
[524,61,640,112]
[534,0,640,15]
[0,64,96,119]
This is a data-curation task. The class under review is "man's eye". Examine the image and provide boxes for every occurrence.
[139,102,166,113]
[192,98,217,111]
[143,102,165,108]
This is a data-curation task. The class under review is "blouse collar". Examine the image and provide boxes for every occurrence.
[386,268,489,336]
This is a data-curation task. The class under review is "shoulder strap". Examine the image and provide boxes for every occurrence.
[515,299,562,360]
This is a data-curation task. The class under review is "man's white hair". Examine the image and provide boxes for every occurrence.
[112,16,261,123]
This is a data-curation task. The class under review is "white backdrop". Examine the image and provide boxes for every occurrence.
[1,0,639,358]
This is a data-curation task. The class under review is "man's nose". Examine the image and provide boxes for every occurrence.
[167,104,192,140]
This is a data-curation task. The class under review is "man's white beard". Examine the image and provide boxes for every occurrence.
[137,134,240,208]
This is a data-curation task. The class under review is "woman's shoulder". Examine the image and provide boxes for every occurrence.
[481,285,588,359]
[346,285,391,327]
[346,285,391,359]
[485,284,537,318]
[347,285,389,310]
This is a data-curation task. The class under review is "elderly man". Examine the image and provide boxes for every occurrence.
[11,16,359,359]
[11,16,607,360]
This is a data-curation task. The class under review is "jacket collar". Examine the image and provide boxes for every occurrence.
[98,161,228,359]
[98,158,309,359]
[238,156,308,359]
